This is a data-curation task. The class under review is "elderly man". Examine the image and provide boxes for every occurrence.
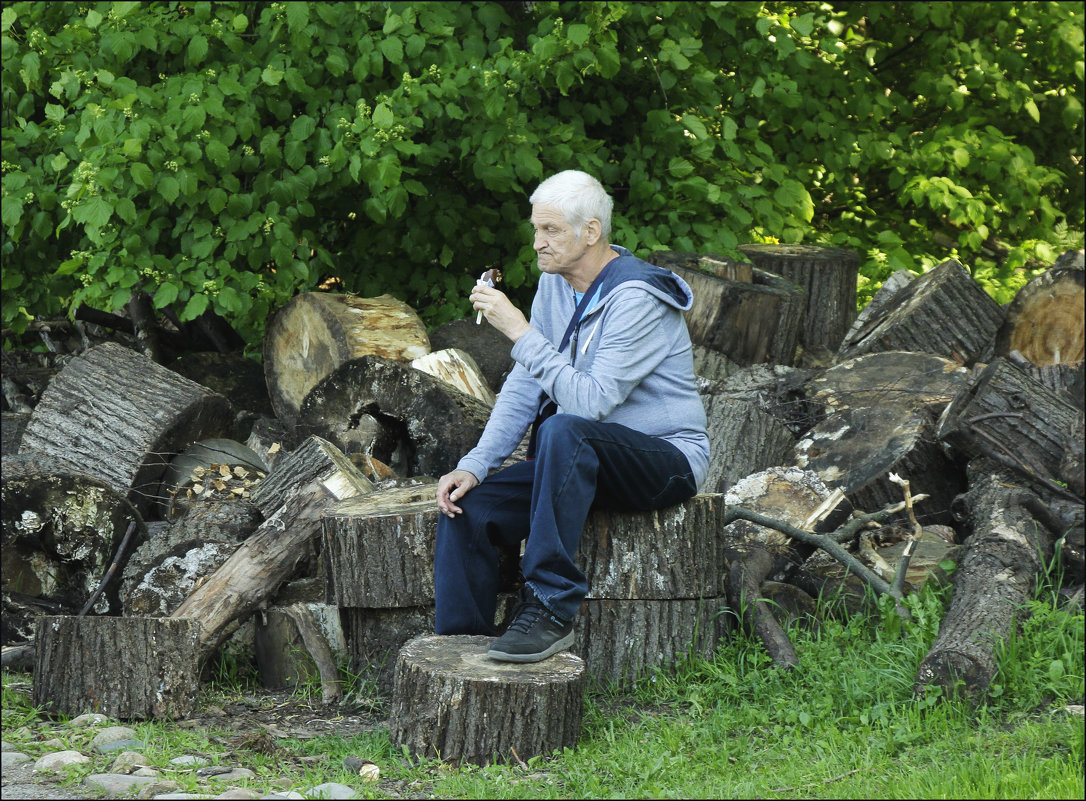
[435,170,709,662]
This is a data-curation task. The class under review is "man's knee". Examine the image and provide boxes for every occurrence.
[537,413,594,446]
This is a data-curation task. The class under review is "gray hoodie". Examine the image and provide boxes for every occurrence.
[456,245,710,490]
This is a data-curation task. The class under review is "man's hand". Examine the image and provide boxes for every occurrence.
[436,469,479,518]
[470,284,531,342]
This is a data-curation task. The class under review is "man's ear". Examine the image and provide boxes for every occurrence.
[582,218,603,246]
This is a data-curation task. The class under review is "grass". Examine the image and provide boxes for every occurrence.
[3,579,1083,799]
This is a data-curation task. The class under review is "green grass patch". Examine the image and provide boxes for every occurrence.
[3,581,1082,799]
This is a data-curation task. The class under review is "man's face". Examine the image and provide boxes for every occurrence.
[531,204,588,276]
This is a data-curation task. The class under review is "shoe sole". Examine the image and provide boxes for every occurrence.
[486,632,575,663]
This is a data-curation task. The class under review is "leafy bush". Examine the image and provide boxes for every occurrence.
[3,1,1082,349]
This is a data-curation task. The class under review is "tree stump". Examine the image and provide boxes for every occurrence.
[805,351,972,416]
[390,634,585,765]
[322,484,439,607]
[2,456,145,635]
[172,437,373,662]
[574,597,729,683]
[340,606,436,693]
[795,405,961,522]
[836,259,1005,365]
[650,251,805,367]
[993,265,1084,366]
[411,349,496,406]
[936,357,1083,492]
[17,342,235,515]
[34,615,201,719]
[839,269,915,354]
[916,465,1054,700]
[297,355,492,478]
[738,243,860,354]
[700,394,795,494]
[262,292,431,426]
[426,317,515,395]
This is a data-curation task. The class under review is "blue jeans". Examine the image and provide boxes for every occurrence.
[434,413,697,635]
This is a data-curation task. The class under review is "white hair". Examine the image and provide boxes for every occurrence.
[529,170,613,240]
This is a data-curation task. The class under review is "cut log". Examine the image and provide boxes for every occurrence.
[649,251,805,367]
[253,602,344,704]
[389,634,585,765]
[706,363,821,436]
[993,265,1084,366]
[426,317,515,395]
[738,243,861,353]
[171,437,373,662]
[795,405,961,522]
[916,465,1055,700]
[700,394,795,494]
[1005,351,1084,409]
[297,355,492,478]
[839,269,916,354]
[936,357,1083,495]
[250,435,373,518]
[574,597,729,683]
[168,351,275,418]
[836,259,1005,366]
[805,351,971,416]
[33,615,201,719]
[722,466,849,550]
[2,456,145,632]
[17,342,234,516]
[262,292,431,426]
[123,539,240,617]
[341,606,436,693]
[323,484,439,608]
[411,348,496,406]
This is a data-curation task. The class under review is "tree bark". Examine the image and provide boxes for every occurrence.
[795,405,961,522]
[340,605,436,693]
[993,265,1084,366]
[836,259,1005,366]
[389,634,585,765]
[253,602,344,704]
[839,269,915,354]
[915,466,1054,700]
[17,342,235,516]
[33,615,201,719]
[262,292,431,426]
[297,355,492,479]
[700,394,795,495]
[707,363,820,437]
[650,251,805,367]
[936,357,1083,495]
[738,243,861,354]
[1,411,29,455]
[573,597,730,682]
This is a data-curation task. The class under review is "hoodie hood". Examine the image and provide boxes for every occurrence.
[597,245,693,312]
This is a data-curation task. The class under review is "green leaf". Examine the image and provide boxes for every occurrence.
[372,103,394,129]
[261,66,284,86]
[378,36,403,64]
[153,282,179,308]
[158,175,180,203]
[130,162,154,188]
[1023,97,1040,123]
[285,2,309,32]
[1,7,16,32]
[182,293,209,319]
[188,34,209,65]
[208,187,228,214]
[206,139,230,168]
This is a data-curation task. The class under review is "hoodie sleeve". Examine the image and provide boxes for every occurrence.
[510,286,674,420]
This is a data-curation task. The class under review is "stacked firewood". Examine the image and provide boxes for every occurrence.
[2,249,1083,724]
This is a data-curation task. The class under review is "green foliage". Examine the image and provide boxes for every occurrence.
[2,1,1082,347]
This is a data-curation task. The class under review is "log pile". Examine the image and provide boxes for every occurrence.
[2,248,1082,738]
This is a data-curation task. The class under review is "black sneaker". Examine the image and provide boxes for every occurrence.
[487,587,574,663]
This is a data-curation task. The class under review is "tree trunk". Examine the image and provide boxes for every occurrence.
[250,435,374,518]
[171,437,373,662]
[33,615,202,719]
[936,357,1083,494]
[574,597,729,682]
[262,292,431,426]
[17,342,234,516]
[915,465,1055,700]
[650,251,805,367]
[298,355,492,479]
[993,265,1084,366]
[836,259,1005,366]
[795,405,962,522]
[805,351,972,416]
[708,363,821,437]
[2,456,145,635]
[389,634,585,765]
[123,540,240,617]
[738,243,861,354]
[700,395,795,495]
[411,349,496,406]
